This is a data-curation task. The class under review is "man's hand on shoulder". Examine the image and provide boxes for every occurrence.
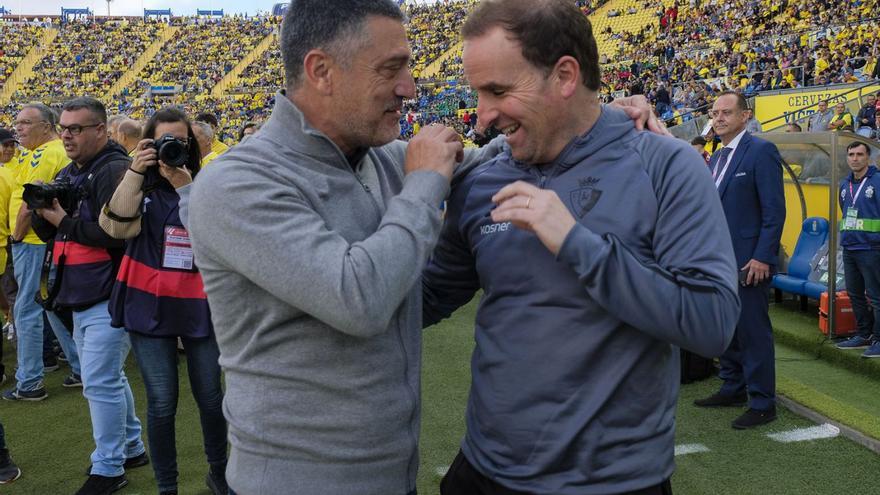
[405,124,464,181]
[610,95,673,136]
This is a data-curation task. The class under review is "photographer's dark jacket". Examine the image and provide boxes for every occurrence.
[108,169,212,339]
[33,141,128,310]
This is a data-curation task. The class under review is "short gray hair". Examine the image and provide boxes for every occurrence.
[107,114,128,128]
[192,121,214,141]
[21,102,58,127]
[280,0,405,89]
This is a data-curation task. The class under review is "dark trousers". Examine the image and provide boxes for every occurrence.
[228,488,417,495]
[129,332,227,492]
[441,450,672,495]
[718,281,776,411]
[843,249,880,339]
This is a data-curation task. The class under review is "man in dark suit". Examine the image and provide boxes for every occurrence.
[695,91,785,429]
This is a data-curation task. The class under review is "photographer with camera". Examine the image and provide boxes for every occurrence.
[98,107,228,495]
[3,103,81,402]
[30,97,146,495]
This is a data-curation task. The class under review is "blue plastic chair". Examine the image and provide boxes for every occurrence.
[772,217,829,310]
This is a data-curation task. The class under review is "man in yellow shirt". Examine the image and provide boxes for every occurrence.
[192,121,219,167]
[0,128,16,385]
[3,104,81,401]
[829,101,855,132]
[194,112,229,156]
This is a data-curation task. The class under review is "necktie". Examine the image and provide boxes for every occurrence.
[712,147,732,180]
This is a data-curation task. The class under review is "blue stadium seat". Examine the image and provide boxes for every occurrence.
[772,217,829,310]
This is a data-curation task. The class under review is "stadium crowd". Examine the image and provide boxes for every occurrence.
[0,24,44,89]
[14,19,163,103]
[0,1,876,492]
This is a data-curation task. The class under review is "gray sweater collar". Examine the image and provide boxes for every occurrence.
[261,90,355,169]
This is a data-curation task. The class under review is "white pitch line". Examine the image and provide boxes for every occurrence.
[767,423,840,443]
[435,466,449,477]
[674,443,711,456]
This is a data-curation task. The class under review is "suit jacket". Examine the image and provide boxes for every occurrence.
[712,132,786,269]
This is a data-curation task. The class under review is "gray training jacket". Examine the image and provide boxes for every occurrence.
[423,106,741,494]
[185,93,497,495]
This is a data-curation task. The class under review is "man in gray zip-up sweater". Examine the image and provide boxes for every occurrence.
[185,1,500,494]
[423,1,740,494]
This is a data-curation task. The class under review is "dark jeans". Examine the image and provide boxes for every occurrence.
[129,332,227,492]
[0,421,5,450]
[843,249,880,339]
[441,450,672,495]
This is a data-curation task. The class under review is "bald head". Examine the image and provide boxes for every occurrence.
[117,118,142,153]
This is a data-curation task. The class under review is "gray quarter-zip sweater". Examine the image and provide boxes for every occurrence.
[185,93,497,495]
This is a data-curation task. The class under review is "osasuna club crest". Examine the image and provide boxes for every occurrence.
[570,187,603,218]
[867,186,875,199]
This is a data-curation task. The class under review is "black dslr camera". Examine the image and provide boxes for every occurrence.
[22,178,81,214]
[152,134,189,167]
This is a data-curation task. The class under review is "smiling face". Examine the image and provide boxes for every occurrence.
[325,15,415,155]
[463,26,568,164]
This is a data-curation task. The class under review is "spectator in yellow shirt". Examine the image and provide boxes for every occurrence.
[3,104,81,401]
[192,121,219,167]
[828,102,855,132]
[0,128,18,268]
[0,128,15,385]
[195,113,229,155]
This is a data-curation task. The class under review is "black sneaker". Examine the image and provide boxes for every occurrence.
[63,373,83,388]
[85,452,149,475]
[2,386,48,401]
[43,357,60,373]
[0,449,21,484]
[732,407,777,429]
[58,351,68,363]
[206,466,229,495]
[75,474,128,495]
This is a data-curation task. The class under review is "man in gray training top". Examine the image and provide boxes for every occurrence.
[422,0,740,493]
[185,1,502,494]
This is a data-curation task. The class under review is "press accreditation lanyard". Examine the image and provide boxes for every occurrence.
[849,178,867,206]
[845,178,867,229]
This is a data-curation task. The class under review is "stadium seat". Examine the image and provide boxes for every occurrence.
[772,217,829,310]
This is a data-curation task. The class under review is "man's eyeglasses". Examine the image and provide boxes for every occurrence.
[59,124,101,136]
[12,119,48,128]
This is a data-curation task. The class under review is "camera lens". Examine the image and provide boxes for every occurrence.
[157,135,189,167]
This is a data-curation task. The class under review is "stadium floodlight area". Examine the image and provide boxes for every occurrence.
[60,7,91,24]
[144,8,173,20]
